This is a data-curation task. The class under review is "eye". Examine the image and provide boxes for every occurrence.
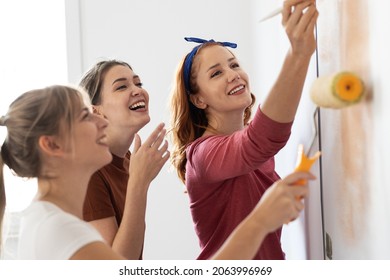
[230,62,240,68]
[135,82,143,88]
[211,70,222,78]
[81,111,92,121]
[116,85,127,91]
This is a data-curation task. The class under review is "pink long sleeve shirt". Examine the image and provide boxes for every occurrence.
[186,107,293,260]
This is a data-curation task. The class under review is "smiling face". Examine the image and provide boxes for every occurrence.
[70,104,112,172]
[96,65,150,133]
[190,45,252,123]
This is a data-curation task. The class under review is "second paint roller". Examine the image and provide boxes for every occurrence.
[310,72,365,108]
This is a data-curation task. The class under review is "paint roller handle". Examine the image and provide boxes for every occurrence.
[293,144,321,186]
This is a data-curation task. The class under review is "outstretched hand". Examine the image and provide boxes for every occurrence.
[129,123,170,185]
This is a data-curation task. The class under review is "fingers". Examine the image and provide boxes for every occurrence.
[141,123,170,161]
[284,1,314,25]
[305,7,319,33]
[275,171,316,224]
[158,139,170,161]
[128,124,170,182]
[286,197,306,224]
[282,0,315,17]
[295,5,318,34]
[281,171,316,186]
[282,0,318,34]
[143,122,166,148]
[132,133,141,154]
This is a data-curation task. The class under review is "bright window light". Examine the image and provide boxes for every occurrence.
[0,0,68,255]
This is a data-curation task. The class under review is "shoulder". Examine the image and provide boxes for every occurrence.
[186,135,220,157]
[27,202,101,238]
[19,201,103,259]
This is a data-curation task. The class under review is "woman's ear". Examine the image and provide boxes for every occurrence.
[92,105,108,119]
[189,94,208,109]
[38,135,64,157]
[92,105,102,115]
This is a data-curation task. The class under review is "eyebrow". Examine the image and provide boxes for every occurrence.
[112,77,128,85]
[206,57,236,73]
[81,107,89,114]
[78,107,89,118]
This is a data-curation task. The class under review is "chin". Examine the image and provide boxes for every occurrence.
[141,115,151,126]
[99,152,113,168]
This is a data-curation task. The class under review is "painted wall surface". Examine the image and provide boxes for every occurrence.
[317,0,390,259]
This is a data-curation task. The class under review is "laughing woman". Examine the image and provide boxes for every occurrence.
[79,60,170,259]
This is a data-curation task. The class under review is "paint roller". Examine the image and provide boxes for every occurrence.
[310,72,365,108]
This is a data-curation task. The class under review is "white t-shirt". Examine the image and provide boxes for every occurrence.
[17,201,104,260]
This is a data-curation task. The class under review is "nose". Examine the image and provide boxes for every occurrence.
[94,114,109,129]
[130,84,142,97]
[227,69,240,83]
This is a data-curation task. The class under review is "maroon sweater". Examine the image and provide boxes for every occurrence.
[186,107,292,260]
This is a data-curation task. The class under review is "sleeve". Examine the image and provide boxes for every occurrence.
[187,106,292,183]
[83,171,116,222]
[36,212,104,260]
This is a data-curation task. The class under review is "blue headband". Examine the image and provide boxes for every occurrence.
[183,37,237,94]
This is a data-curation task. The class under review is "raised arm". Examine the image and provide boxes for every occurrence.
[92,123,169,259]
[261,0,319,123]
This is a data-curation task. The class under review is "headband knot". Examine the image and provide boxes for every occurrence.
[183,37,237,94]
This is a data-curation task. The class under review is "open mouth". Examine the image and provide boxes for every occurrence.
[97,135,108,146]
[129,101,146,111]
[228,85,245,95]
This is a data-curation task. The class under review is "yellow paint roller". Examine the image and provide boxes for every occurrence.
[310,72,365,108]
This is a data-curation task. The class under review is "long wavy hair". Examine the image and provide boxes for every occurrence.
[169,42,256,183]
[0,85,84,253]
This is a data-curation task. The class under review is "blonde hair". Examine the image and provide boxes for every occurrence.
[169,43,256,183]
[0,85,85,252]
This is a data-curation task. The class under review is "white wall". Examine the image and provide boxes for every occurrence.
[368,0,390,258]
[252,0,324,260]
[0,0,68,259]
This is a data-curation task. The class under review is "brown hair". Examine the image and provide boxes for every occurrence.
[79,60,132,105]
[0,85,84,252]
[169,43,256,183]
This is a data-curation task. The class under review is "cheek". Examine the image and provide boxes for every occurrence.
[240,71,250,84]
[144,91,150,105]
[102,97,127,113]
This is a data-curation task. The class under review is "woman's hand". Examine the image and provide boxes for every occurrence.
[282,0,319,58]
[129,123,170,185]
[251,171,316,233]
